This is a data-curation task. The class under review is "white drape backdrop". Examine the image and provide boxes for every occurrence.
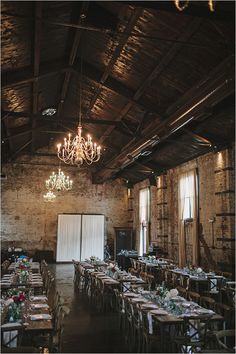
[81,215,105,261]
[56,214,82,262]
[56,214,105,262]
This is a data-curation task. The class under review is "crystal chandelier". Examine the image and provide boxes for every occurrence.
[57,15,101,166]
[43,191,56,202]
[57,127,101,166]
[46,167,73,192]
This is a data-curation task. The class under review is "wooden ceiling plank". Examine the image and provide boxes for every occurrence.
[98,18,202,145]
[93,55,234,183]
[31,2,43,154]
[84,8,143,118]
[73,62,160,115]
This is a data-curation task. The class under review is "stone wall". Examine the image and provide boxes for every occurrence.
[1,155,129,258]
[132,145,235,272]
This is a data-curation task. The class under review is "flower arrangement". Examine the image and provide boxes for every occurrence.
[19,256,30,270]
[5,291,26,322]
[12,293,26,303]
[156,286,168,298]
[89,256,101,264]
[164,288,179,301]
[106,263,119,277]
[148,255,156,263]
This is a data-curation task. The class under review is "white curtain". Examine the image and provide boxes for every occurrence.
[80,215,105,261]
[56,214,105,262]
[139,188,150,256]
[178,169,198,267]
[56,215,81,262]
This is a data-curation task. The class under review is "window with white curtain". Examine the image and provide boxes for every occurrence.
[179,171,197,220]
[139,187,150,256]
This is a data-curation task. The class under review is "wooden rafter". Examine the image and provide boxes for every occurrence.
[98,17,202,146]
[84,8,143,119]
[1,61,70,89]
[93,55,234,183]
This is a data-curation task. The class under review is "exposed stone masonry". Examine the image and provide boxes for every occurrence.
[133,145,235,271]
[1,155,129,258]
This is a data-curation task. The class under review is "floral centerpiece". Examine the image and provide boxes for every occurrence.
[89,256,101,265]
[106,262,119,278]
[185,264,204,276]
[5,291,26,322]
[18,256,30,270]
[156,285,169,302]
[18,269,29,284]
[148,255,156,263]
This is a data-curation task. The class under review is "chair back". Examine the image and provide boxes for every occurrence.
[187,291,201,304]
[1,323,24,348]
[200,296,216,310]
[215,329,235,353]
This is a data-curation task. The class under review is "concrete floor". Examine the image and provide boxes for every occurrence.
[49,264,127,353]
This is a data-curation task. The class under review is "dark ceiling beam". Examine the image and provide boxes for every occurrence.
[119,1,234,22]
[57,2,89,118]
[2,61,70,89]
[73,61,160,115]
[93,55,234,183]
[1,111,122,126]
[84,8,143,119]
[98,17,202,145]
[8,139,32,162]
[3,125,48,141]
[2,59,160,116]
[31,2,43,154]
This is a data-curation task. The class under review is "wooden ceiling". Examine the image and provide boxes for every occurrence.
[1,1,235,184]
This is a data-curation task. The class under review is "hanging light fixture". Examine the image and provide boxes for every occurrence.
[57,14,101,166]
[43,191,56,202]
[174,0,215,12]
[45,167,73,192]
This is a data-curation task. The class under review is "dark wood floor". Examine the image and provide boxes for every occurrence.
[49,264,127,353]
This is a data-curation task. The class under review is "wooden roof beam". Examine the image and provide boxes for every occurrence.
[1,60,70,89]
[84,8,143,119]
[2,60,161,116]
[72,61,160,115]
[98,17,202,145]
[93,55,234,183]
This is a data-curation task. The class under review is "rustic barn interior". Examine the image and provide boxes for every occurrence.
[1,1,235,353]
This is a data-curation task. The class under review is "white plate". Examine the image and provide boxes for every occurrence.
[30,314,52,321]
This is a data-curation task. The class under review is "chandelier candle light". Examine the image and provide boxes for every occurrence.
[57,128,101,166]
[43,191,56,202]
[46,168,73,191]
